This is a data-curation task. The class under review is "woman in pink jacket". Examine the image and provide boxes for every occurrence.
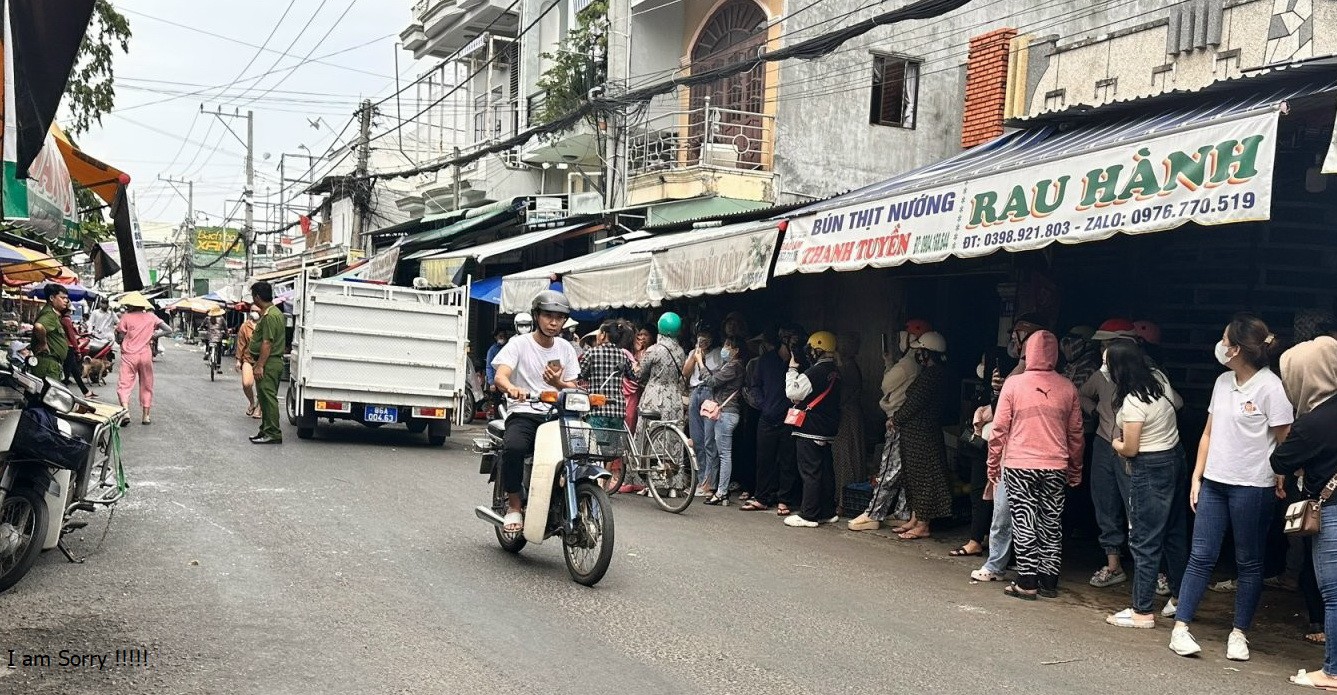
[987,329,1085,600]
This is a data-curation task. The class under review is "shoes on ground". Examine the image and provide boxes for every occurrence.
[1090,567,1127,588]
[1170,626,1202,657]
[1226,630,1250,661]
[1156,573,1172,596]
[784,515,819,528]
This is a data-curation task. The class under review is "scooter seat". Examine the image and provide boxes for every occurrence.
[487,420,505,439]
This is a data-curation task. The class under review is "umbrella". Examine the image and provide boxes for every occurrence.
[0,243,63,287]
[24,282,99,302]
[163,296,222,314]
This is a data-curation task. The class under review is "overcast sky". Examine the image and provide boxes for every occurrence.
[77,0,430,229]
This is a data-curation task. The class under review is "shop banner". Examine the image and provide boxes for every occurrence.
[647,226,779,300]
[364,244,401,284]
[776,110,1279,276]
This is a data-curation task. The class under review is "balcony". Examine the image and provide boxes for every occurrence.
[402,0,520,60]
[625,104,775,206]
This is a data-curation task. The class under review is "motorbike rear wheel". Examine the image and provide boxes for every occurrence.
[492,474,526,553]
[564,480,614,586]
[0,485,48,593]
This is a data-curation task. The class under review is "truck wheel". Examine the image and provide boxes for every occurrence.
[428,434,446,446]
[285,383,297,425]
[297,427,314,440]
[406,420,427,434]
[461,392,477,425]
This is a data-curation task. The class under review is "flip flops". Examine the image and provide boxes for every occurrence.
[739,500,770,511]
[1003,582,1037,601]
[1105,609,1155,629]
[949,545,983,557]
[1291,670,1337,690]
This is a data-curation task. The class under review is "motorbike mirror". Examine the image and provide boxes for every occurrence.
[539,391,559,404]
[24,355,38,369]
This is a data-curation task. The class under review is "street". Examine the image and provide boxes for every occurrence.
[0,349,1318,694]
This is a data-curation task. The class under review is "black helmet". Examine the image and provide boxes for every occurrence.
[531,289,571,317]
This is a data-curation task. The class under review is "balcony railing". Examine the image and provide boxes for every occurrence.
[473,99,519,145]
[627,102,774,178]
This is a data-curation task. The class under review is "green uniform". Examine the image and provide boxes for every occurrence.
[250,305,287,441]
[34,306,68,381]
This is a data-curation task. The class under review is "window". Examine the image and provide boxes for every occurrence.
[870,55,919,128]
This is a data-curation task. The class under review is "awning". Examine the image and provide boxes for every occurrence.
[401,200,524,254]
[501,236,666,313]
[250,260,339,283]
[776,79,1337,275]
[645,221,780,300]
[417,220,602,288]
[51,124,127,205]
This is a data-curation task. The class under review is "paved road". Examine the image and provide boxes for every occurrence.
[0,349,1319,693]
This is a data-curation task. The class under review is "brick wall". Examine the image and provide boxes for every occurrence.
[961,28,1017,149]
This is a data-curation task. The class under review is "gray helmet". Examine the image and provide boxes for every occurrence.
[531,289,571,317]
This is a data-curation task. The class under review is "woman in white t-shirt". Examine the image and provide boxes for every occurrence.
[1169,314,1294,661]
[1104,339,1189,629]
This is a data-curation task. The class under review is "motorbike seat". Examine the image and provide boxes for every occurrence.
[487,420,505,439]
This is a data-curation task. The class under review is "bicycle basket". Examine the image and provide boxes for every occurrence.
[561,419,629,462]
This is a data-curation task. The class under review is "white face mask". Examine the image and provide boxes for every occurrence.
[1214,341,1233,366]
[515,323,533,335]
[976,362,986,380]
[720,347,733,362]
[249,312,260,322]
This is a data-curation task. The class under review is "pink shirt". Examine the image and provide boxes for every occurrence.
[116,312,163,356]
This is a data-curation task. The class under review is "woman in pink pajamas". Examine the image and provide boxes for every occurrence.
[115,293,171,424]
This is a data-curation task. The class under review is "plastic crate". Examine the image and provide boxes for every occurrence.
[842,482,874,515]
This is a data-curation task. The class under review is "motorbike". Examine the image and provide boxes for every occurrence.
[0,354,130,593]
[474,389,617,586]
[78,332,116,364]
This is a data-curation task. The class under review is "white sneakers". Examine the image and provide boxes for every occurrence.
[1169,626,1202,656]
[1160,599,1177,618]
[1168,625,1249,660]
[784,515,818,528]
[1227,630,1250,661]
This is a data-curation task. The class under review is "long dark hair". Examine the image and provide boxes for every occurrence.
[1106,340,1164,409]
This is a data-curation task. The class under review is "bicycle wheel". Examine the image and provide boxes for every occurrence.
[645,423,696,513]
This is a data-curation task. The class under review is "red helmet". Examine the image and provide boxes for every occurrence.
[905,319,933,337]
[1091,318,1136,341]
[1133,320,1162,345]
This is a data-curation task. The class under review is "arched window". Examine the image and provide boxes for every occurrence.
[688,0,768,168]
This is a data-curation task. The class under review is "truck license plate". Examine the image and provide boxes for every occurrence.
[364,406,398,423]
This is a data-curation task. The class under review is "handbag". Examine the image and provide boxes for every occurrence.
[700,390,738,421]
[1284,473,1337,536]
[784,375,837,428]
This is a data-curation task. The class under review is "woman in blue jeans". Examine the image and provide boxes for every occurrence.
[1271,335,1337,689]
[1171,314,1293,661]
[703,337,745,506]
[1102,340,1189,628]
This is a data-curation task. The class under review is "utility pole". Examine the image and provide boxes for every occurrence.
[201,106,255,277]
[158,175,195,295]
[351,99,373,253]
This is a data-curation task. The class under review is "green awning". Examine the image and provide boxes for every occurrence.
[645,197,771,228]
[401,200,523,255]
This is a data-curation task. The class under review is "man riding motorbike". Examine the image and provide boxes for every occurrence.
[491,291,581,534]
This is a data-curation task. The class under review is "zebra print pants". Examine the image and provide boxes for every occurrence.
[1004,468,1067,591]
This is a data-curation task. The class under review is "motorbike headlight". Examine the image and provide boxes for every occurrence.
[563,393,590,413]
[42,380,75,413]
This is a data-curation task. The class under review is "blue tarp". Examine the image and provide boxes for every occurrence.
[474,278,603,321]
[26,283,99,302]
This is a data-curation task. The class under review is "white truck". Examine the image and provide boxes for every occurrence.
[286,276,470,445]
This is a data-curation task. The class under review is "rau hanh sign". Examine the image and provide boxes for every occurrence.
[776,110,1278,275]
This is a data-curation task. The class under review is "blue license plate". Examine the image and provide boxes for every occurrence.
[364,406,398,423]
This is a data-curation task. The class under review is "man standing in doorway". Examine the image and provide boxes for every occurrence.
[31,283,71,381]
[250,281,287,444]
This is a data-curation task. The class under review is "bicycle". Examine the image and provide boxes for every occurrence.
[205,341,222,381]
[603,412,697,514]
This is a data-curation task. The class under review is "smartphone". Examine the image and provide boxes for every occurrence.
[547,359,562,371]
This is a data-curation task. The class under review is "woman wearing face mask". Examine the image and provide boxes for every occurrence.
[891,332,953,540]
[1169,314,1293,660]
[703,336,745,505]
[236,308,260,418]
[1103,339,1189,629]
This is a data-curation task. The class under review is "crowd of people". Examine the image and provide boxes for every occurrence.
[483,295,1337,688]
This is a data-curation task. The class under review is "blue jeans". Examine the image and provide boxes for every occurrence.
[1175,478,1273,629]
[688,387,717,488]
[1090,437,1130,557]
[1312,504,1337,675]
[983,477,1013,575]
[704,411,739,494]
[1128,447,1189,613]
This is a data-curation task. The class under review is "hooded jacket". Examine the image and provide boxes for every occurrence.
[987,330,1085,484]
[1282,336,1337,417]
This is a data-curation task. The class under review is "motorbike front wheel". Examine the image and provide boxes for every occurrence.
[564,480,614,586]
[0,485,48,593]
[492,474,526,554]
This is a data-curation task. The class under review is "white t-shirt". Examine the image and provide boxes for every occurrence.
[688,348,722,388]
[1205,367,1295,487]
[1116,393,1180,454]
[491,333,580,416]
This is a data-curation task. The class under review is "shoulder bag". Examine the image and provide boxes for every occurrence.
[700,390,739,421]
[784,374,837,428]
[1284,473,1337,536]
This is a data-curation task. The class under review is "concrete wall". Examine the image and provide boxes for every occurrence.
[771,0,1173,203]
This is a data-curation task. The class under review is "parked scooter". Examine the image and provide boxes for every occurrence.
[79,331,116,364]
[0,355,129,593]
[474,389,617,586]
